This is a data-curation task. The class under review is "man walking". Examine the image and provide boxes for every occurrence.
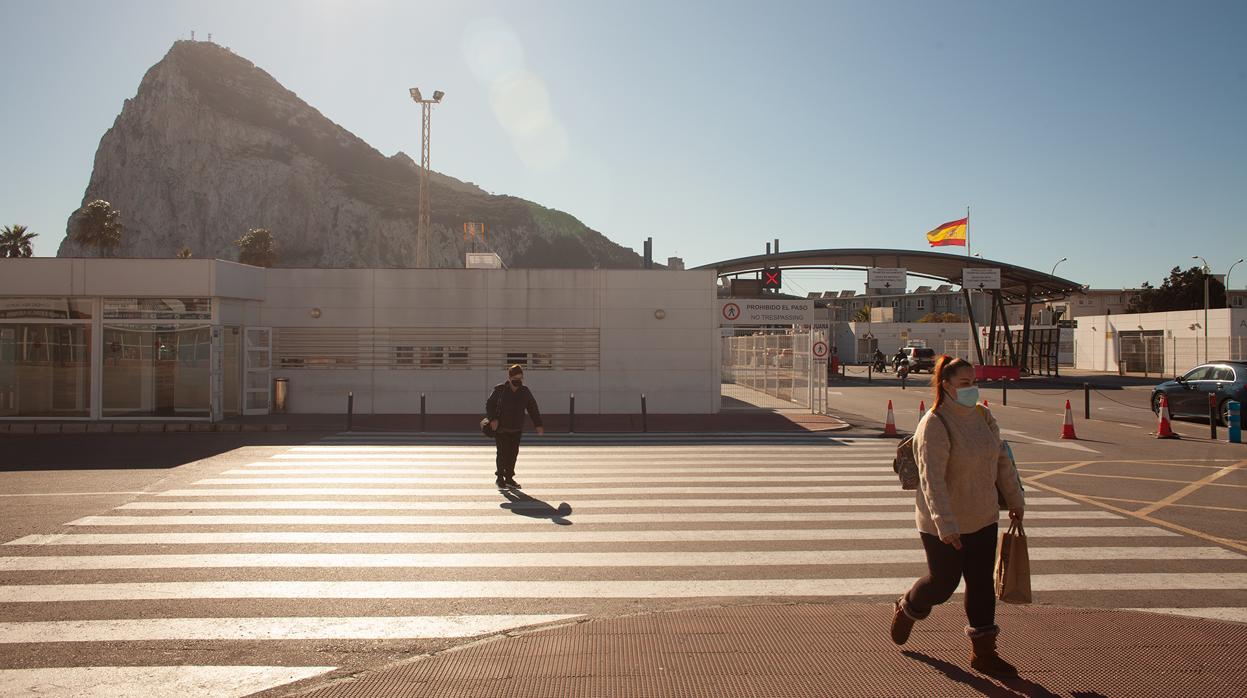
[486,364,544,488]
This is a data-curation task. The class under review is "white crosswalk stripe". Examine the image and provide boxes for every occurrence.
[2,435,1244,697]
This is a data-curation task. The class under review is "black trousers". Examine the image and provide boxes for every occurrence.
[494,430,522,478]
[903,523,998,630]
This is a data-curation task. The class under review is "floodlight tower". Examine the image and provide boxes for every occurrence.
[409,88,444,267]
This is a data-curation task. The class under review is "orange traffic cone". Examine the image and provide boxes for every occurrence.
[1060,399,1077,439]
[1155,395,1180,439]
[880,400,899,438]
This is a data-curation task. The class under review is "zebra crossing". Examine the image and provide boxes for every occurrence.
[2,434,1246,697]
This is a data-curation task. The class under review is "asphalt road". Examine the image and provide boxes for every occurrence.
[825,370,1246,547]
[0,408,1244,697]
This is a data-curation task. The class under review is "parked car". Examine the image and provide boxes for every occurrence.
[1151,361,1247,426]
[899,346,937,373]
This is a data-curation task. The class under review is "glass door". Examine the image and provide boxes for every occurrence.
[243,327,271,415]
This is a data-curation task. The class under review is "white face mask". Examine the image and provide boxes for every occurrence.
[954,386,980,407]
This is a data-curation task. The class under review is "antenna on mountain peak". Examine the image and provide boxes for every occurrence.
[191,30,195,41]
[207,33,212,42]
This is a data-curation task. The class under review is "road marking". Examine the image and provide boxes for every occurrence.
[114,496,1081,511]
[1030,471,1247,489]
[1126,607,1247,623]
[209,474,902,483]
[1134,459,1247,517]
[1023,479,1247,554]
[5,526,1178,547]
[0,492,149,497]
[0,666,335,698]
[0,615,579,643]
[246,461,897,469]
[3,574,1244,602]
[999,428,1099,453]
[165,485,909,496]
[1,547,1235,571]
[1027,461,1093,481]
[1081,496,1247,515]
[66,510,1122,527]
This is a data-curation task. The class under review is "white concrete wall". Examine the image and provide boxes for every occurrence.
[259,268,719,415]
[1072,308,1246,373]
[838,323,973,363]
[0,259,266,300]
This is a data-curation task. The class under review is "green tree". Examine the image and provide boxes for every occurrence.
[177,246,193,259]
[234,228,278,267]
[0,224,37,258]
[1126,266,1225,313]
[71,200,123,257]
[852,305,872,322]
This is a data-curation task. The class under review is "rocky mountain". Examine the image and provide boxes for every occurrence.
[56,40,648,269]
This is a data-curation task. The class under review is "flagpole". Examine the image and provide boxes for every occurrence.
[965,205,970,257]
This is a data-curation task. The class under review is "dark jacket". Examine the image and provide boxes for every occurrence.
[486,383,543,432]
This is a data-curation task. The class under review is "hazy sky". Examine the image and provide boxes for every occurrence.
[1,0,1244,292]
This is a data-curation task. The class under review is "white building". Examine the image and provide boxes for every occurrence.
[1073,308,1247,375]
[0,259,720,420]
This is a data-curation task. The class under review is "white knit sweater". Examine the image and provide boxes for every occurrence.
[912,400,1026,538]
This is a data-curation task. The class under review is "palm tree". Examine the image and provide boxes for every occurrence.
[177,246,193,259]
[71,200,123,256]
[0,224,37,258]
[852,305,872,323]
[234,228,278,267]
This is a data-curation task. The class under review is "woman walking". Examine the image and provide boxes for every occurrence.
[889,355,1026,678]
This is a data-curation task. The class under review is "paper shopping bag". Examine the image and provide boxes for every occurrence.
[995,519,1032,604]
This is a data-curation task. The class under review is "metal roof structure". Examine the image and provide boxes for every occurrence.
[696,248,1083,304]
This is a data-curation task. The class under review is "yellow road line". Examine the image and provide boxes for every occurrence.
[1084,495,1247,515]
[1021,478,1247,555]
[1134,460,1247,517]
[1034,471,1247,489]
[1026,460,1093,481]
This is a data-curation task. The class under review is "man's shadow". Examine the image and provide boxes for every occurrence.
[499,489,573,525]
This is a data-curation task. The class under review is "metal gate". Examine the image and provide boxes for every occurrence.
[243,327,272,415]
[721,328,826,412]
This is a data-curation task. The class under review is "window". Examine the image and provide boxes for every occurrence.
[1182,366,1213,381]
[1213,366,1236,382]
[104,298,211,320]
[447,346,469,367]
[916,299,925,309]
[0,298,93,319]
[1235,297,1243,307]
[395,345,415,365]
[419,346,444,368]
[0,324,92,417]
[102,325,210,417]
[506,352,528,368]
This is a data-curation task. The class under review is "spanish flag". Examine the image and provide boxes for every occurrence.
[926,217,967,247]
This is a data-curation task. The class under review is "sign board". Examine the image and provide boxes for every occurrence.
[812,341,829,359]
[720,300,814,326]
[962,268,1001,290]
[867,267,907,289]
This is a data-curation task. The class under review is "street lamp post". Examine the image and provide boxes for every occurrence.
[1193,255,1210,363]
[1227,258,1244,309]
[409,88,444,268]
[1051,257,1068,276]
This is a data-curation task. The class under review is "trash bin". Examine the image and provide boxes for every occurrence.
[273,378,289,414]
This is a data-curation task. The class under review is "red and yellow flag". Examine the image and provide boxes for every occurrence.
[926,217,967,247]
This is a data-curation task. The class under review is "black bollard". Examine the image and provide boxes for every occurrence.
[346,391,354,432]
[420,393,426,433]
[1084,383,1091,420]
[1001,378,1007,406]
[1210,394,1218,440]
[569,393,575,433]
[867,363,872,383]
[641,394,648,433]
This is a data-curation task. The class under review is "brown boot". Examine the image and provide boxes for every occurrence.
[968,626,1018,677]
[890,597,917,645]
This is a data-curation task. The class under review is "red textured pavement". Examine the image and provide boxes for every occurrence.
[278,603,1247,698]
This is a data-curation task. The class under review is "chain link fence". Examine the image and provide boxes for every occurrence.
[721,330,824,411]
[1090,336,1247,377]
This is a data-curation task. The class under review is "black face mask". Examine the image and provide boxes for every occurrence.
[510,379,522,387]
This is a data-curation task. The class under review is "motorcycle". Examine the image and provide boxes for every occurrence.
[872,357,887,373]
[895,360,910,381]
